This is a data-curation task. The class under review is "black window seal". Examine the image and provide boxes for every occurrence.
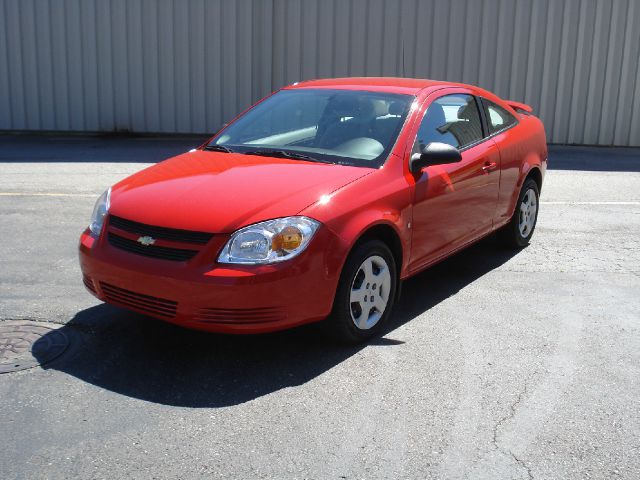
[476,96,490,139]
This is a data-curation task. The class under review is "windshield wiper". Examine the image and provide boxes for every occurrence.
[203,144,235,153]
[243,149,333,164]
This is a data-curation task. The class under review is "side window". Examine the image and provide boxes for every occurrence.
[414,94,484,152]
[484,100,518,134]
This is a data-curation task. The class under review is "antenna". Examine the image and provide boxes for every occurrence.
[401,33,406,77]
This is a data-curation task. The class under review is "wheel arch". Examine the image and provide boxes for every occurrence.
[350,223,404,278]
[525,165,543,192]
[504,160,543,222]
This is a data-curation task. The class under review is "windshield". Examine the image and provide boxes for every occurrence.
[208,89,413,168]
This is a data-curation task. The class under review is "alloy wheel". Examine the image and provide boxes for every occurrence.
[349,255,392,330]
[518,188,538,238]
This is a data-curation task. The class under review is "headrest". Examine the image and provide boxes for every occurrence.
[457,102,476,121]
[427,102,447,126]
[357,98,375,119]
[389,101,404,115]
[327,95,359,116]
[371,100,389,117]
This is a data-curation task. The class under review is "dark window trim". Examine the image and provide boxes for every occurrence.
[477,95,490,138]
[474,95,489,139]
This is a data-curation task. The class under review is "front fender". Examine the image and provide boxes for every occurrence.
[310,204,412,280]
[302,167,414,279]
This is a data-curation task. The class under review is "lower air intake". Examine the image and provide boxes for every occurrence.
[195,307,286,325]
[100,282,178,318]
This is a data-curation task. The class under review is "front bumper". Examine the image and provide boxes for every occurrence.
[79,226,344,333]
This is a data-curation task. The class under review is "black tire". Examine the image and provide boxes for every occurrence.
[327,240,398,344]
[498,178,540,248]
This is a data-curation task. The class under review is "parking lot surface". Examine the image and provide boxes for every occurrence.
[0,136,639,479]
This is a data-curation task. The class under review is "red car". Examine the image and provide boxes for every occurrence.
[80,77,547,342]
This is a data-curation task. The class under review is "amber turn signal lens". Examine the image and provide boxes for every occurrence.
[272,226,303,251]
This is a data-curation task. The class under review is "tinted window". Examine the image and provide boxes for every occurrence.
[414,94,483,152]
[212,89,413,168]
[484,100,518,134]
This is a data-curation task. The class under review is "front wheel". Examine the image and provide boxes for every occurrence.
[327,240,397,343]
[498,178,540,248]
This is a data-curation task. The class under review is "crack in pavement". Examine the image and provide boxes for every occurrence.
[492,371,538,480]
[512,452,534,480]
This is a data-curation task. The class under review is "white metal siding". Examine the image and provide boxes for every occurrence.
[1,0,639,145]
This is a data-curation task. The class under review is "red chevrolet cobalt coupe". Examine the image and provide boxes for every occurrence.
[80,78,547,342]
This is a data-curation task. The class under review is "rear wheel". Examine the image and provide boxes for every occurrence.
[328,240,397,343]
[499,178,540,248]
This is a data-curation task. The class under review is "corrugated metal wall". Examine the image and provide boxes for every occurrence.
[1,0,639,145]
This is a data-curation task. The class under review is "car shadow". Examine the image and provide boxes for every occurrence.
[34,236,521,408]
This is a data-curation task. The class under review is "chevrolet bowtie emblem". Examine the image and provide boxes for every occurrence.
[137,236,156,246]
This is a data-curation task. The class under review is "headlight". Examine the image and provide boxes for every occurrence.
[218,216,320,264]
[89,188,111,236]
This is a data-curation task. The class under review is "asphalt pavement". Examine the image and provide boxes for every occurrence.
[0,135,639,479]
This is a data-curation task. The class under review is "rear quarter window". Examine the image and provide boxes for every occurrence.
[483,99,518,135]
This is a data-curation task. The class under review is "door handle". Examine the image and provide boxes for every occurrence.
[482,161,498,173]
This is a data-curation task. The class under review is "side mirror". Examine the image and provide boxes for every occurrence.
[410,142,462,173]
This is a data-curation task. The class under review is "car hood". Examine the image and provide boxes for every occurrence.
[109,150,372,233]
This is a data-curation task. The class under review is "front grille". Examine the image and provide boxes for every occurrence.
[106,215,214,262]
[195,307,286,325]
[100,282,177,318]
[107,232,198,261]
[109,215,214,245]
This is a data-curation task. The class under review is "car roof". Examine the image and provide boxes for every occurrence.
[284,77,469,95]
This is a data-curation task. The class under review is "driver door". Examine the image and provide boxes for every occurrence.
[409,92,500,273]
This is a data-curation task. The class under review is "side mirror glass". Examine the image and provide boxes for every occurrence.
[410,142,462,172]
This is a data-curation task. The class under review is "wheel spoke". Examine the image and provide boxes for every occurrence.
[373,296,387,313]
[367,311,381,328]
[350,287,366,303]
[357,310,369,329]
[362,259,373,282]
[374,268,391,296]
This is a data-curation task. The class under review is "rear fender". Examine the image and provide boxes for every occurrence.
[505,158,543,220]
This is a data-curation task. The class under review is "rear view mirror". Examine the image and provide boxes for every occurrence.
[410,142,462,172]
